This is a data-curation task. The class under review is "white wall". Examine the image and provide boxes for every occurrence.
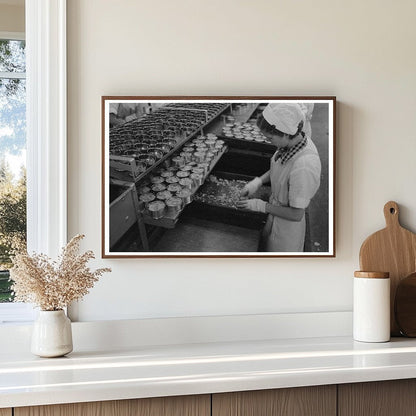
[67,0,416,322]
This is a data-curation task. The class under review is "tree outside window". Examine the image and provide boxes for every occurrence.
[0,38,27,302]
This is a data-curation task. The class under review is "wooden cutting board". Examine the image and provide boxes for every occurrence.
[359,201,416,336]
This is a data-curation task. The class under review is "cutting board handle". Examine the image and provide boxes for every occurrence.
[384,201,400,228]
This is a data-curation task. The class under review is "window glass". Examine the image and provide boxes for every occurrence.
[0,39,26,303]
[0,39,25,73]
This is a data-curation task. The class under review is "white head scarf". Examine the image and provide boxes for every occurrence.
[263,103,305,135]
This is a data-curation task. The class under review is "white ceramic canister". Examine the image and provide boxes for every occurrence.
[353,271,390,342]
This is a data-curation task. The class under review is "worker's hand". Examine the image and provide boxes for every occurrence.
[236,198,267,213]
[240,177,262,198]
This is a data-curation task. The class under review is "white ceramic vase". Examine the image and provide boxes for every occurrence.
[31,310,73,357]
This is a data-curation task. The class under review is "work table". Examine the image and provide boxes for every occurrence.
[2,335,416,409]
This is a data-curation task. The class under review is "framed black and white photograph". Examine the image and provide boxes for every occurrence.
[102,96,335,258]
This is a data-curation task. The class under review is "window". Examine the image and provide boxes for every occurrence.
[0,36,26,305]
[0,33,34,323]
[0,0,68,324]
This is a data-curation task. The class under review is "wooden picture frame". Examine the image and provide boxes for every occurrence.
[102,96,336,258]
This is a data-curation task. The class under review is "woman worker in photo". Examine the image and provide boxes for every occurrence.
[236,103,321,252]
[299,103,314,139]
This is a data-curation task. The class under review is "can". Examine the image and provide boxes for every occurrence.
[177,188,192,205]
[165,176,179,184]
[166,197,183,215]
[179,178,193,189]
[151,183,166,193]
[193,152,206,163]
[167,184,182,194]
[148,200,166,219]
[197,163,210,175]
[172,156,185,168]
[139,192,155,208]
[190,172,203,187]
[156,190,172,201]
[177,170,190,178]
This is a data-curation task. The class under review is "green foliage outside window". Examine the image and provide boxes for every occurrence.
[0,163,26,302]
[0,39,26,302]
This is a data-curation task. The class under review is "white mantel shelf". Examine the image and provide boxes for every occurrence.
[2,335,416,409]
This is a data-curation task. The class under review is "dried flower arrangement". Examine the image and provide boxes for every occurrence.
[10,234,111,311]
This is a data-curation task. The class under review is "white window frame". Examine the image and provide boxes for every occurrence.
[0,0,67,323]
[0,31,32,323]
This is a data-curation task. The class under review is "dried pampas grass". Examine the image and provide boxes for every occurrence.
[10,234,111,311]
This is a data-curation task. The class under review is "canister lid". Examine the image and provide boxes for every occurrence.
[354,271,389,279]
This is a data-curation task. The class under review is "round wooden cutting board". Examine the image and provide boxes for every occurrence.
[359,201,416,336]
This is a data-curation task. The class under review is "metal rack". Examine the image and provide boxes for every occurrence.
[209,103,276,154]
[109,104,231,184]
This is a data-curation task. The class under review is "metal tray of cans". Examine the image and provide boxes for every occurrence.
[141,146,228,229]
[109,104,230,184]
[189,170,270,229]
